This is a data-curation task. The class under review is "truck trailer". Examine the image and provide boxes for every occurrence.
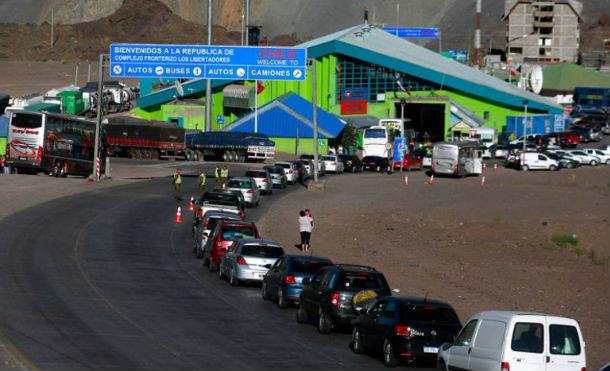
[184,131,275,162]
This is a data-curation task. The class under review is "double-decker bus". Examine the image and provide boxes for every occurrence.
[6,110,98,177]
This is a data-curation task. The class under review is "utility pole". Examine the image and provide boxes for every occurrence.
[50,8,54,48]
[438,31,442,52]
[74,63,79,86]
[312,59,319,183]
[241,7,245,45]
[395,3,399,36]
[205,0,213,132]
[245,0,250,46]
[522,99,528,163]
[87,61,91,82]
[92,54,107,181]
[474,0,482,65]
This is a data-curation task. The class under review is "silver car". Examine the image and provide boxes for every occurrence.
[263,165,287,188]
[194,211,242,259]
[226,177,261,207]
[219,239,285,285]
[275,162,298,184]
[244,169,273,195]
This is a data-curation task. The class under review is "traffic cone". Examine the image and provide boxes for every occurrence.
[175,207,183,223]
[404,175,409,186]
[482,163,487,172]
[481,176,486,186]
[428,175,434,185]
[188,196,194,211]
[493,163,498,172]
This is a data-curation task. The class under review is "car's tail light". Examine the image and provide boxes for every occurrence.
[580,368,586,371]
[289,170,293,174]
[280,174,284,178]
[285,275,296,284]
[197,208,203,218]
[238,212,244,219]
[200,235,207,240]
[395,325,411,337]
[330,292,339,306]
[204,218,210,228]
[236,256,247,265]
[262,179,268,183]
[247,190,256,194]
[331,162,336,165]
[453,165,459,173]
[501,362,510,371]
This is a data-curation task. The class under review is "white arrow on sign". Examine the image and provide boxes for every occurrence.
[193,67,202,77]
[155,66,164,75]
[293,69,302,78]
[112,65,122,74]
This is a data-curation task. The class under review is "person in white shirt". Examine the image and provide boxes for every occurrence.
[298,210,313,252]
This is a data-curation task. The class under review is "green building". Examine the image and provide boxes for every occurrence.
[133,24,562,153]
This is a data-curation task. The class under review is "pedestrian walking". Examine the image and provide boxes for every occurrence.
[172,168,182,201]
[220,165,229,189]
[298,210,314,253]
[197,170,206,196]
[214,164,221,189]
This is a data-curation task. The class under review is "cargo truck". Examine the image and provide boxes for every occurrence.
[184,131,275,162]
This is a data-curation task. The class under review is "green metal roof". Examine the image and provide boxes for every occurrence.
[542,63,610,93]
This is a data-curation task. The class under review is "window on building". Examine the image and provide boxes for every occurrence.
[337,56,438,102]
[484,111,490,120]
[509,47,523,55]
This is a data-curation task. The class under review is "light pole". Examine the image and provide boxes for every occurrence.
[522,99,528,166]
[205,0,212,132]
[311,58,319,183]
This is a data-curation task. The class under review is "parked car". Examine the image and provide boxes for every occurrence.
[292,160,310,182]
[362,156,392,173]
[582,148,610,165]
[544,131,581,148]
[544,151,581,169]
[571,126,600,142]
[275,162,298,184]
[322,155,344,173]
[339,154,363,173]
[518,152,559,171]
[392,153,423,171]
[599,144,610,156]
[422,153,432,168]
[195,190,244,221]
[566,150,601,166]
[488,143,515,159]
[219,239,284,286]
[193,211,242,259]
[437,311,586,371]
[244,169,273,195]
[505,147,539,167]
[299,158,315,177]
[297,264,392,334]
[599,362,610,371]
[351,296,461,367]
[510,134,542,145]
[226,177,261,207]
[202,220,259,272]
[263,165,287,189]
[300,154,326,176]
[262,255,334,308]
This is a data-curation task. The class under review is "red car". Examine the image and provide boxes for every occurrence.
[392,153,423,170]
[202,220,260,272]
[544,131,581,148]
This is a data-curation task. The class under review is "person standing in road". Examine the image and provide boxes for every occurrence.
[220,165,229,189]
[172,168,182,201]
[214,164,221,189]
[198,170,206,196]
[298,210,313,253]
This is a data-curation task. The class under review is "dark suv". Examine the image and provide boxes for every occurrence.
[351,296,461,367]
[297,264,391,334]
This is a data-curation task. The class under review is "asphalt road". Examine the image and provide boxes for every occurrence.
[0,163,430,371]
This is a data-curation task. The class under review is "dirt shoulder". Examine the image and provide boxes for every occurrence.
[257,165,610,369]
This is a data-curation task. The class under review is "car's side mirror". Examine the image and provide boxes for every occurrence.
[302,278,310,285]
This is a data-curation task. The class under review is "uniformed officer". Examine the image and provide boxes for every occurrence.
[214,164,221,189]
[172,168,182,201]
[197,170,206,196]
[220,165,229,189]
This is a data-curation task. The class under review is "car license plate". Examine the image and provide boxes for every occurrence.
[423,346,439,353]
[19,156,26,161]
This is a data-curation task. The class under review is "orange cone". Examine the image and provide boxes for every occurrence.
[493,163,498,172]
[188,196,194,211]
[404,175,409,186]
[482,163,487,172]
[175,206,183,223]
[428,175,434,185]
[481,176,486,186]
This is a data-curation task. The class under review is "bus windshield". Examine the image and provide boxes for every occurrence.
[11,113,42,128]
[364,129,387,139]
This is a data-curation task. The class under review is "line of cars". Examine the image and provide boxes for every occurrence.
[188,168,589,370]
[505,144,610,171]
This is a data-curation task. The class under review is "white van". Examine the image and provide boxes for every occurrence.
[437,311,586,371]
[520,152,559,171]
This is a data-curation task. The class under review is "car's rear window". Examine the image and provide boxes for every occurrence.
[399,305,459,324]
[337,273,387,292]
[203,193,238,203]
[550,325,581,355]
[322,156,335,161]
[245,171,265,178]
[207,216,237,231]
[241,245,284,258]
[221,226,256,240]
[511,322,544,353]
[276,163,290,168]
[291,260,333,274]
[228,180,252,188]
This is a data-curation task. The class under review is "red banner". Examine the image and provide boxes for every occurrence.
[340,100,367,115]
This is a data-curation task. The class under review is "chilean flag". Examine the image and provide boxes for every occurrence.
[396,78,412,96]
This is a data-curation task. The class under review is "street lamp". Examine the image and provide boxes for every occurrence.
[522,99,528,166]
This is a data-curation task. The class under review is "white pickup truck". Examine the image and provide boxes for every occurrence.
[194,191,245,222]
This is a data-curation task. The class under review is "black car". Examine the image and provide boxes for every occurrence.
[297,264,392,334]
[292,160,309,182]
[361,156,392,173]
[544,151,581,169]
[351,296,461,367]
[339,154,363,173]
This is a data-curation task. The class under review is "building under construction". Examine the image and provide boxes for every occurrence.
[503,0,583,64]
